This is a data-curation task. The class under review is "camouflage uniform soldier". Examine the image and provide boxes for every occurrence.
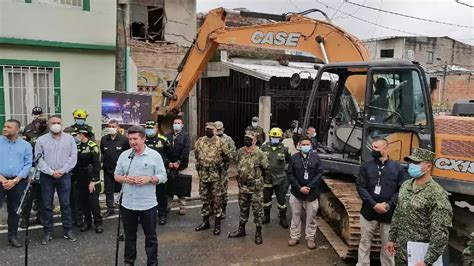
[245,116,265,146]
[387,148,453,266]
[228,132,269,245]
[214,121,236,219]
[261,127,290,228]
[464,232,474,264]
[194,122,230,235]
[20,115,48,227]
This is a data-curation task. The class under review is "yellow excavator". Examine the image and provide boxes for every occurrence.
[158,7,474,259]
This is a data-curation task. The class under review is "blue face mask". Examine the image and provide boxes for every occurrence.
[75,119,85,126]
[145,128,155,137]
[300,145,311,154]
[270,137,280,145]
[408,163,424,179]
[173,123,182,132]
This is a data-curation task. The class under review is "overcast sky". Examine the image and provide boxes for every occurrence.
[197,0,474,46]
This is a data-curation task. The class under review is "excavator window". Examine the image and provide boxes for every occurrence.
[368,70,427,126]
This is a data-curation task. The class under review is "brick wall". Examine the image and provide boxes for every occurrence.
[433,73,474,104]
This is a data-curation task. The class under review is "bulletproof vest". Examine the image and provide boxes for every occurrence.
[76,140,98,169]
[145,135,168,157]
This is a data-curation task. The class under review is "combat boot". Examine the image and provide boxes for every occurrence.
[255,226,263,245]
[195,216,210,231]
[213,217,221,235]
[228,222,246,238]
[279,209,289,228]
[262,209,270,224]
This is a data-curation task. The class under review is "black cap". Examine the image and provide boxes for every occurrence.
[32,106,43,115]
[145,120,156,128]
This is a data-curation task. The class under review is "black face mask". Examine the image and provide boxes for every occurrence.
[38,125,47,132]
[371,150,383,159]
[205,129,214,138]
[243,138,253,147]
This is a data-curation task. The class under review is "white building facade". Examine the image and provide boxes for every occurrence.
[0,0,116,134]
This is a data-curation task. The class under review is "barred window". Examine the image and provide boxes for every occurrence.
[37,0,83,8]
[2,66,55,127]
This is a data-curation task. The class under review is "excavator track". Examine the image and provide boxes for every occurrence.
[318,176,381,259]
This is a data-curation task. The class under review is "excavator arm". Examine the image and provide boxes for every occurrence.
[159,7,369,116]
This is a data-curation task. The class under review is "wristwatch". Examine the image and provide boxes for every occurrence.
[13,177,20,184]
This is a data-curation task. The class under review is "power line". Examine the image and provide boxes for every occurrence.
[315,0,422,36]
[330,1,345,20]
[455,0,474,8]
[345,0,474,28]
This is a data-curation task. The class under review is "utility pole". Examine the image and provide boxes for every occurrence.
[115,0,128,91]
[442,64,448,102]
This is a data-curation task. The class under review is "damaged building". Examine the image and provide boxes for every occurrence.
[126,0,198,138]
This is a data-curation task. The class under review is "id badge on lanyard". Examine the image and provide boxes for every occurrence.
[303,155,309,180]
[374,183,381,195]
[374,164,384,195]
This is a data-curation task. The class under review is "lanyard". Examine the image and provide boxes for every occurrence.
[376,162,385,186]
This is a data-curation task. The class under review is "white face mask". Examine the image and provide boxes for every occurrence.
[108,128,117,135]
[50,124,62,134]
[251,122,258,127]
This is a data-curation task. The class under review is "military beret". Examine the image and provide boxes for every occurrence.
[205,122,216,129]
[145,120,156,128]
[404,148,435,163]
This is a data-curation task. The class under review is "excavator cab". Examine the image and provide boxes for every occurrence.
[303,60,435,174]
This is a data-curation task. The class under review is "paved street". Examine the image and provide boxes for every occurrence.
[0,198,351,266]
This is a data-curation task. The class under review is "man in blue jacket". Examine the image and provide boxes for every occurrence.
[356,138,406,266]
[287,137,323,250]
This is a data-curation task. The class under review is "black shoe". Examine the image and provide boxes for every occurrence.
[213,217,221,235]
[41,233,52,245]
[279,210,289,228]
[20,219,28,229]
[195,216,210,231]
[95,224,103,234]
[159,216,167,225]
[262,209,270,224]
[63,231,77,242]
[103,209,115,218]
[228,222,246,238]
[255,226,263,245]
[80,223,91,232]
[8,237,22,248]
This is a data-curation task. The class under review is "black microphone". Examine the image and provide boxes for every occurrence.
[33,153,43,164]
[128,149,136,159]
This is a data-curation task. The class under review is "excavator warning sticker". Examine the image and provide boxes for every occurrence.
[250,31,301,47]
[435,158,474,174]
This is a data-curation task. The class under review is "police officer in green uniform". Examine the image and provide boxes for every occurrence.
[72,129,103,233]
[261,127,291,228]
[64,108,95,140]
[20,115,48,227]
[144,120,171,225]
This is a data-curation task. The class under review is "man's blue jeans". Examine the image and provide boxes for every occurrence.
[40,173,72,234]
